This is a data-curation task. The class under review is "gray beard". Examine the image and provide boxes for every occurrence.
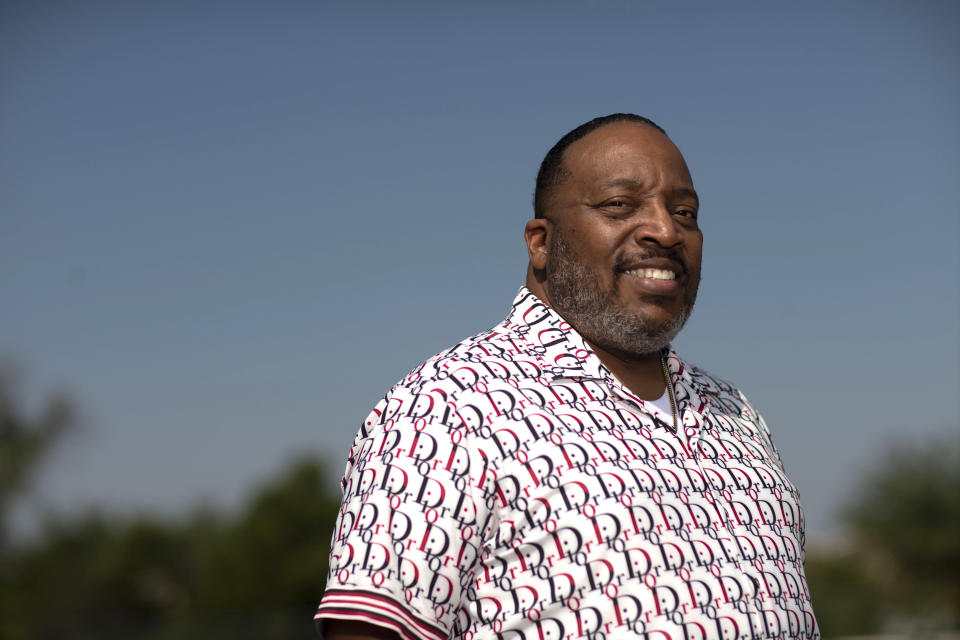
[544,231,695,358]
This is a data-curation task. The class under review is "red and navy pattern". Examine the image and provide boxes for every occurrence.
[315,288,819,640]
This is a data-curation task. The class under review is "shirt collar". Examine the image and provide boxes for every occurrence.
[505,287,710,416]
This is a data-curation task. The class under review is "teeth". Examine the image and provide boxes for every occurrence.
[627,268,676,280]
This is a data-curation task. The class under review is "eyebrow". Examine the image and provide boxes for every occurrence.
[672,187,700,206]
[600,179,700,206]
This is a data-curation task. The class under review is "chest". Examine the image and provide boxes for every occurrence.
[466,380,810,633]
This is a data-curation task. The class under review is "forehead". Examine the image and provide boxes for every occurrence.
[561,122,693,189]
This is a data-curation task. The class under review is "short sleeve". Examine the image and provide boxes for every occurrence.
[315,386,488,640]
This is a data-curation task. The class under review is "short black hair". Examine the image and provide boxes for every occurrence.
[533,113,667,219]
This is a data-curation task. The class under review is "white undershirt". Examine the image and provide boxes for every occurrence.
[645,385,673,416]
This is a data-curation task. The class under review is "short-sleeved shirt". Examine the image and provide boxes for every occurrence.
[315,288,819,640]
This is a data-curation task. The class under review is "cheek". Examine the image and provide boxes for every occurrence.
[686,233,703,268]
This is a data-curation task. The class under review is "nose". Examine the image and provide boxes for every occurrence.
[633,201,681,248]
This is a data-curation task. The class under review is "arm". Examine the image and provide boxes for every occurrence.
[325,619,402,640]
[316,385,487,640]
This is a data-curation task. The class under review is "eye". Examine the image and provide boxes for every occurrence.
[594,198,636,218]
[674,208,698,220]
[598,198,638,211]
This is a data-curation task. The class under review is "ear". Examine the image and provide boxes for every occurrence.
[524,218,552,270]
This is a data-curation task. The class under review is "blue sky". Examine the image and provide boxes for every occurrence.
[2,1,958,543]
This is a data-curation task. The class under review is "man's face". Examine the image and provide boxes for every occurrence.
[541,122,703,359]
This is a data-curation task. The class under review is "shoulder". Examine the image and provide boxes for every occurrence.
[393,321,546,395]
[359,322,543,437]
[682,357,763,421]
[679,355,785,459]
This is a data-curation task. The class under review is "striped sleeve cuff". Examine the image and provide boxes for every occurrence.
[315,589,447,640]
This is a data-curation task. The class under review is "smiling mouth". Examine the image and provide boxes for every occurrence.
[624,268,677,280]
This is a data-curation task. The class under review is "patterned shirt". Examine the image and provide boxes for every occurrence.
[316,288,819,640]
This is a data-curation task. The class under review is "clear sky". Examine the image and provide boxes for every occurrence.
[2,1,958,543]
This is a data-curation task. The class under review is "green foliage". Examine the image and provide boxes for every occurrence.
[193,458,340,611]
[805,547,884,636]
[807,432,960,636]
[0,460,342,640]
[0,368,343,638]
[1,513,199,639]
[844,433,960,630]
[0,364,76,546]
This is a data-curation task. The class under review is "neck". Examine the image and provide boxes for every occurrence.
[586,340,667,400]
[524,271,670,400]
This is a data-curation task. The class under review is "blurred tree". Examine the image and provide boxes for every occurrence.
[805,546,884,635]
[807,432,960,637]
[843,432,960,631]
[1,512,200,639]
[192,458,341,632]
[0,457,341,639]
[0,363,77,547]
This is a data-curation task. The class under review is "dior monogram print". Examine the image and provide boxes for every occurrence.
[315,288,819,640]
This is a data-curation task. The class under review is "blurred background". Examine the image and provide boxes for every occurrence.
[1,1,958,638]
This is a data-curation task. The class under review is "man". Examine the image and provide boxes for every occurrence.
[316,114,819,640]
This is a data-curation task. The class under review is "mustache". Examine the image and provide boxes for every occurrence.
[614,246,687,275]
